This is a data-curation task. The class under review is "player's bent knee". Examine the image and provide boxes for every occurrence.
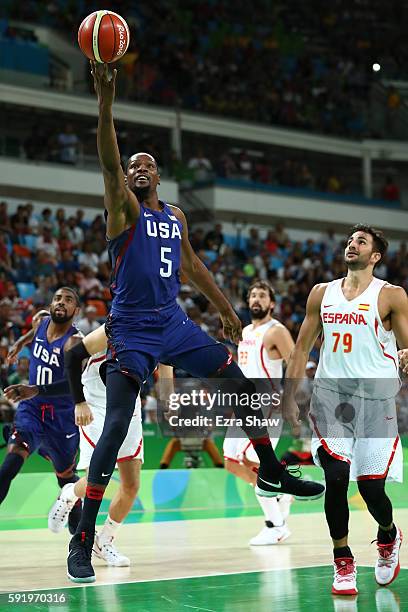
[357,478,386,504]
[317,446,349,487]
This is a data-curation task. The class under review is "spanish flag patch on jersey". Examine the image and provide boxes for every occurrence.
[358,304,370,311]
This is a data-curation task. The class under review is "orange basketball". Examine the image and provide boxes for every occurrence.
[78,10,130,63]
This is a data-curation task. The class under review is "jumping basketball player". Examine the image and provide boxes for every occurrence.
[224,280,294,545]
[47,324,172,566]
[283,224,408,595]
[1,289,83,532]
[67,62,324,583]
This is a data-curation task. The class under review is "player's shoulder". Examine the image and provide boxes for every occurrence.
[167,204,185,222]
[380,282,407,305]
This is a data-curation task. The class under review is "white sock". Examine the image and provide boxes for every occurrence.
[99,515,122,544]
[62,482,79,503]
[256,493,284,527]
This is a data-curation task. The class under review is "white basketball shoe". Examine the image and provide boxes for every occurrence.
[375,527,402,586]
[48,483,77,533]
[332,557,358,596]
[93,533,130,567]
[249,523,291,546]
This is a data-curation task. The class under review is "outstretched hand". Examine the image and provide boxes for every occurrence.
[90,61,117,106]
[220,310,242,345]
[4,384,39,402]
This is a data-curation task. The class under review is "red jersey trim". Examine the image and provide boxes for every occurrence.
[310,413,351,464]
[357,436,400,480]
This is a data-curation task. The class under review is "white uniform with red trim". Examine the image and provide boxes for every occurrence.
[77,351,143,469]
[223,319,283,464]
[310,277,402,481]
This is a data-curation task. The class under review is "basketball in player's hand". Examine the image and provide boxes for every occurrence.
[78,10,130,63]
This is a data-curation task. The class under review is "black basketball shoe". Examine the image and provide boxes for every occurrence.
[68,499,83,535]
[255,464,325,500]
[67,531,95,583]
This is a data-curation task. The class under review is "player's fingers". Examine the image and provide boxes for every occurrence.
[112,68,117,84]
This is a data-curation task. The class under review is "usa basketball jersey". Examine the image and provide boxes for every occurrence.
[109,202,183,312]
[29,317,77,409]
[238,319,283,379]
[315,277,399,398]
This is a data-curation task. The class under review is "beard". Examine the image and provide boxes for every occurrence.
[50,309,72,324]
[344,255,370,270]
[250,305,270,320]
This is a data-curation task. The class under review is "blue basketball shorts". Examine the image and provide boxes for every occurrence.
[105,303,231,384]
[12,399,79,474]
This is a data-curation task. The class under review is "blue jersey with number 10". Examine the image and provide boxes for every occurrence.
[109,201,183,313]
[28,316,77,408]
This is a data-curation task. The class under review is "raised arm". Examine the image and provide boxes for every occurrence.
[6,309,49,364]
[172,207,242,344]
[91,62,139,239]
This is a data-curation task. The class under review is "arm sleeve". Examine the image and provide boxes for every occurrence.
[64,340,91,404]
[38,379,71,396]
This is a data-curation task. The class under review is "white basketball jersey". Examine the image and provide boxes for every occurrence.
[315,277,399,398]
[238,319,283,379]
[81,350,141,411]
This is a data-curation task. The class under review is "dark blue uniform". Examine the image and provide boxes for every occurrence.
[106,201,229,383]
[11,317,79,474]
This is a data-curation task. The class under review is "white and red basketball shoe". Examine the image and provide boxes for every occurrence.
[375,527,402,586]
[332,557,358,596]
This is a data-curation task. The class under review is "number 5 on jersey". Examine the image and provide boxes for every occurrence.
[160,247,172,278]
[332,332,352,353]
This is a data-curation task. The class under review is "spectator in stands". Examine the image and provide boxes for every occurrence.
[78,242,99,274]
[274,223,290,247]
[78,266,103,299]
[76,305,100,335]
[66,216,84,249]
[190,228,205,252]
[57,123,81,165]
[204,224,224,252]
[10,205,29,237]
[237,151,253,181]
[0,202,10,233]
[188,149,213,182]
[39,208,54,233]
[36,226,59,260]
[31,277,54,307]
[0,232,12,276]
[381,175,400,201]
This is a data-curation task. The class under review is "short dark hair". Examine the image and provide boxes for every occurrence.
[54,286,81,306]
[347,224,388,261]
[247,280,276,302]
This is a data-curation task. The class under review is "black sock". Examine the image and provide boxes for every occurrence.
[378,523,397,544]
[334,546,353,559]
[0,453,24,504]
[251,438,284,479]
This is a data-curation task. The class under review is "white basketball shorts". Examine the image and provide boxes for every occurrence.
[310,386,402,482]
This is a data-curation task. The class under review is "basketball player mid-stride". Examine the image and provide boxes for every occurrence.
[67,62,324,583]
[224,281,294,546]
[283,224,408,595]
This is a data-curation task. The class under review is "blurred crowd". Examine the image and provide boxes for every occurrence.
[0,200,407,429]
[2,1,408,137]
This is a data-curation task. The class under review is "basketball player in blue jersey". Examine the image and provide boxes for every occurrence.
[0,288,83,532]
[67,62,324,583]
